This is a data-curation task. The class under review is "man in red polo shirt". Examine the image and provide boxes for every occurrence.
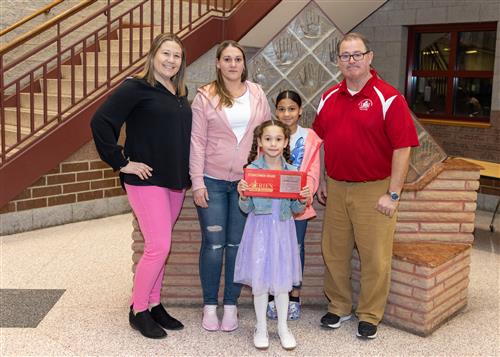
[313,33,419,339]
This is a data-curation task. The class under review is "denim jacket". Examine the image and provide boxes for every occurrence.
[239,156,306,221]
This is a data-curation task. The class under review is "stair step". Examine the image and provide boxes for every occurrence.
[117,27,162,40]
[4,107,57,127]
[60,64,121,80]
[1,121,58,159]
[44,78,104,96]
[99,39,151,52]
[1,125,27,148]
[4,123,32,136]
[19,92,82,111]
[83,51,143,66]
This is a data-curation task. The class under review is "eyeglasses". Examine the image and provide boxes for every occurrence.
[338,51,371,62]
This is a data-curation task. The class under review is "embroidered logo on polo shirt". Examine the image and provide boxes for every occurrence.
[358,99,373,111]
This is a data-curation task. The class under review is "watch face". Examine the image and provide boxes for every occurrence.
[390,192,400,201]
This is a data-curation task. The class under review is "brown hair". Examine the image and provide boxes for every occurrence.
[135,33,187,96]
[245,120,291,167]
[336,32,371,54]
[211,40,248,109]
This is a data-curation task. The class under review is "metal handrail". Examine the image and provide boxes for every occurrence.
[0,0,243,164]
[0,1,98,54]
[0,0,66,37]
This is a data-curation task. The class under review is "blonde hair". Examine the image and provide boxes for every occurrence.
[135,33,187,96]
[211,40,248,109]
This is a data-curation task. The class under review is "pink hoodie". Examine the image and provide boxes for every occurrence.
[190,81,271,191]
[295,129,322,220]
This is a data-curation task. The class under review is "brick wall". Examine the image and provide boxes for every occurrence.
[395,169,480,243]
[0,160,122,215]
[422,111,500,163]
[130,159,479,302]
[0,141,124,215]
[131,194,327,305]
[352,243,471,336]
[0,141,129,235]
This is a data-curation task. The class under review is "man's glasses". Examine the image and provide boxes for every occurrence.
[338,51,371,62]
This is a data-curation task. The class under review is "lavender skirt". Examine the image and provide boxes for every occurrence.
[234,199,302,295]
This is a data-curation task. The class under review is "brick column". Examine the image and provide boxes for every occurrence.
[130,158,481,336]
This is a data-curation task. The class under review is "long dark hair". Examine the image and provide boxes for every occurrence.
[211,40,248,109]
[275,89,302,108]
[245,120,291,167]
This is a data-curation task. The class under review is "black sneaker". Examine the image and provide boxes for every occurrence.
[150,303,184,330]
[320,312,352,329]
[356,321,377,339]
[129,307,167,339]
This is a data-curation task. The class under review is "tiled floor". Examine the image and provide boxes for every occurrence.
[1,211,499,356]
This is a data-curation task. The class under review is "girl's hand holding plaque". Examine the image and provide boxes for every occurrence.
[243,168,307,199]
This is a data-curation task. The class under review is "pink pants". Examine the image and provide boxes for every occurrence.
[125,184,185,312]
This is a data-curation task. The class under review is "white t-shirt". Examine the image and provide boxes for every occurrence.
[224,89,251,144]
[289,125,309,168]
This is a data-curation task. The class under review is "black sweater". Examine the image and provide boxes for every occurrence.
[90,78,192,189]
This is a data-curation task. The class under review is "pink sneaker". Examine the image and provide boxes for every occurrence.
[220,305,238,332]
[202,305,219,331]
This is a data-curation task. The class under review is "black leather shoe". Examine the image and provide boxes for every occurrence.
[129,307,167,339]
[150,303,184,330]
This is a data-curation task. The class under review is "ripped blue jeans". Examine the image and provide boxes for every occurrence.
[197,177,246,305]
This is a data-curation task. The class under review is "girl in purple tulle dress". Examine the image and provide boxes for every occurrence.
[236,120,310,351]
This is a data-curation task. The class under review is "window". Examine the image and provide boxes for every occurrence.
[406,23,496,123]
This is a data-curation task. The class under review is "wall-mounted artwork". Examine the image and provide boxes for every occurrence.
[248,1,446,183]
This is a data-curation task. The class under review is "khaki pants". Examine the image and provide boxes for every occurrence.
[322,177,397,325]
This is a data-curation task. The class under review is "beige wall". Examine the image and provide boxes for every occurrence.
[239,0,386,47]
[352,0,500,164]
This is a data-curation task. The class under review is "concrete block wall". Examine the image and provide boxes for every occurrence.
[352,0,500,163]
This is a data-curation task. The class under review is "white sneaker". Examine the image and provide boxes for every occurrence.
[278,328,296,350]
[253,327,269,349]
[220,305,238,332]
[201,305,219,331]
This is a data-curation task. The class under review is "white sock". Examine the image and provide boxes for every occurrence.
[253,293,268,332]
[275,293,289,333]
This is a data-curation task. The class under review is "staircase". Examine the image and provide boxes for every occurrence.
[0,0,281,207]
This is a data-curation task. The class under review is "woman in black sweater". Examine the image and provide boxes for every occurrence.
[91,33,191,339]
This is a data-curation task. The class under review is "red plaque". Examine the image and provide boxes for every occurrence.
[243,168,306,199]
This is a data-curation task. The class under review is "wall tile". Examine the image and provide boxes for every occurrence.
[416,7,447,23]
[447,5,480,23]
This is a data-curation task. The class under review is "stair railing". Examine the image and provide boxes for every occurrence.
[0,0,242,165]
[0,0,66,38]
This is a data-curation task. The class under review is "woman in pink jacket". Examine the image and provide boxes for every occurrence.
[189,40,270,332]
[267,90,322,321]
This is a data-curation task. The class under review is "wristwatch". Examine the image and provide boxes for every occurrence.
[388,191,400,202]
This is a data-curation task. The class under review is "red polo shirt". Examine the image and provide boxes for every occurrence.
[312,69,419,182]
